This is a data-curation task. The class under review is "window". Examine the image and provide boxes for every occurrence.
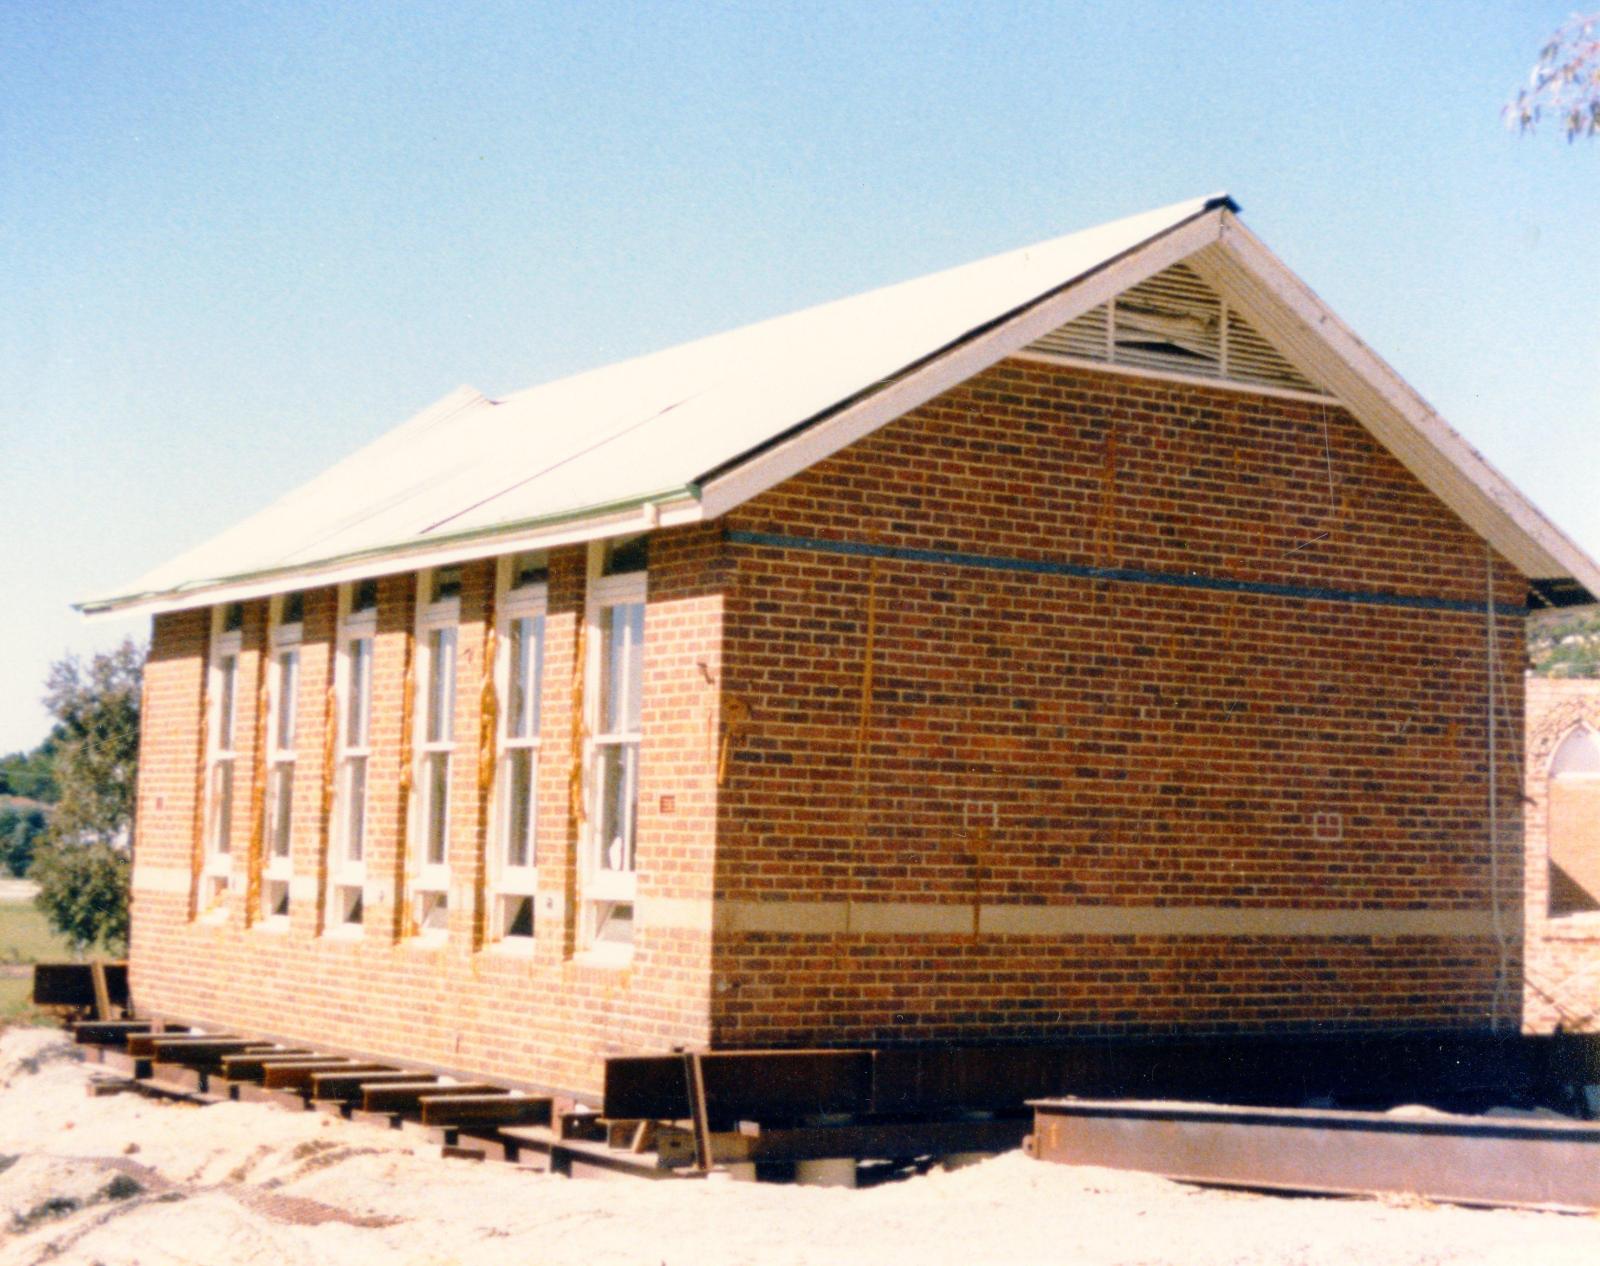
[583,537,647,952]
[1548,726,1600,918]
[490,552,546,943]
[260,594,303,923]
[200,603,243,913]
[329,581,377,930]
[408,568,459,937]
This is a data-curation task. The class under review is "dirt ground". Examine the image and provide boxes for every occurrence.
[1,1028,1597,1266]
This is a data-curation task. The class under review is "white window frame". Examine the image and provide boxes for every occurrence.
[328,583,377,933]
[259,596,302,926]
[200,605,242,915]
[582,543,646,955]
[490,557,546,945]
[407,568,460,940]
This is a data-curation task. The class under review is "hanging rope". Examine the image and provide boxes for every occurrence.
[567,614,589,824]
[188,646,211,921]
[244,629,270,925]
[318,634,338,931]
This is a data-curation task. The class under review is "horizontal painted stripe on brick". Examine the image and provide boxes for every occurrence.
[715,899,1497,939]
[726,530,1525,618]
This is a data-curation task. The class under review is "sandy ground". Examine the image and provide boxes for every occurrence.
[0,1029,1597,1266]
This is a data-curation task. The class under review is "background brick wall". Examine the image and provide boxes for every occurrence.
[1523,675,1600,1032]
[713,358,1526,1046]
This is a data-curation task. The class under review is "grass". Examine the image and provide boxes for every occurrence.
[0,899,74,965]
[0,897,76,1025]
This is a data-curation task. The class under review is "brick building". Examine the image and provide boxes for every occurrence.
[1524,672,1600,1032]
[85,196,1600,1098]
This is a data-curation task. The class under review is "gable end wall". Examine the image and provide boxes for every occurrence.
[713,358,1526,1046]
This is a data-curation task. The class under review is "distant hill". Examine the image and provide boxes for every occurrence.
[1528,605,1600,679]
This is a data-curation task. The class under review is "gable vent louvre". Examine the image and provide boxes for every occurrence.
[1024,261,1331,399]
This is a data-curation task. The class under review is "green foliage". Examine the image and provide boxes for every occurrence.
[0,738,58,803]
[1529,608,1600,678]
[44,639,143,850]
[31,843,129,954]
[29,639,144,953]
[1507,13,1600,140]
[0,801,49,877]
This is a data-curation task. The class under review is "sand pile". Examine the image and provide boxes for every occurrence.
[1,1027,1596,1265]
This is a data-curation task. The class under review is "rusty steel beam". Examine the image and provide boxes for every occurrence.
[1029,1098,1600,1213]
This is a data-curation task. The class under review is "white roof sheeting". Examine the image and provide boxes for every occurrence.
[82,193,1600,614]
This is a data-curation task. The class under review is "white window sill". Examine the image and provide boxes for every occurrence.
[572,944,634,970]
[323,923,365,942]
[404,930,449,950]
[485,936,538,958]
[253,918,290,935]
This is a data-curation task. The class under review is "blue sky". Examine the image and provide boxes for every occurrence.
[2,1,1596,754]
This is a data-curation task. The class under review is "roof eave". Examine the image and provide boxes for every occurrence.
[77,487,704,620]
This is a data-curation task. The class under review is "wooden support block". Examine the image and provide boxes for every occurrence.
[86,1078,139,1098]
[440,1144,486,1162]
[217,1050,316,1082]
[606,1119,645,1149]
[419,1094,552,1129]
[73,1021,151,1046]
[312,1069,432,1102]
[560,1111,606,1142]
[361,1081,503,1115]
[262,1061,392,1093]
[232,1083,315,1111]
[150,1037,273,1066]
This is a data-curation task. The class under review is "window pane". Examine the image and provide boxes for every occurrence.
[276,650,299,749]
[425,751,450,865]
[347,638,372,748]
[595,901,633,945]
[345,756,367,863]
[623,603,643,731]
[602,602,643,734]
[431,566,462,602]
[352,578,378,613]
[218,655,237,748]
[211,761,233,854]
[597,742,637,874]
[508,617,530,739]
[269,763,294,857]
[282,591,304,625]
[503,894,534,938]
[506,747,535,868]
[427,628,457,743]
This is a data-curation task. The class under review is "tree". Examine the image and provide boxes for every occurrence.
[31,843,130,952]
[31,639,144,954]
[0,801,49,877]
[1529,607,1600,677]
[41,639,143,848]
[1507,13,1600,140]
[0,737,60,802]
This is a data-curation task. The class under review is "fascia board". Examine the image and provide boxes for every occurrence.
[1196,214,1600,596]
[696,209,1228,522]
[79,491,704,619]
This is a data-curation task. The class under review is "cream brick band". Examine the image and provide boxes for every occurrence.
[135,866,1497,940]
[714,900,1498,939]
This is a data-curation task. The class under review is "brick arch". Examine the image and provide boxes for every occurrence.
[1529,695,1600,775]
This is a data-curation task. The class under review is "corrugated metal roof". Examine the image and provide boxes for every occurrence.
[80,192,1600,613]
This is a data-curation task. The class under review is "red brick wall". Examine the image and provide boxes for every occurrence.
[712,359,1526,1046]
[129,354,1531,1086]
[130,529,726,1097]
[1523,675,1600,1032]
